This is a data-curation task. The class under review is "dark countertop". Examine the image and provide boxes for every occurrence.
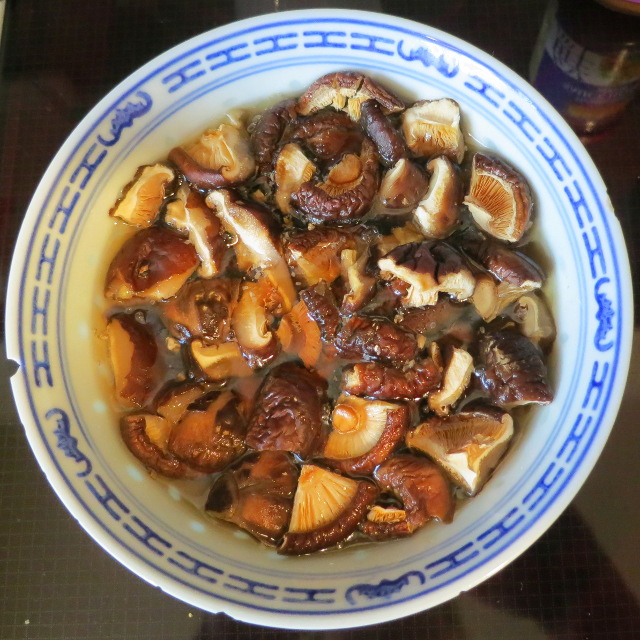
[1,1,639,638]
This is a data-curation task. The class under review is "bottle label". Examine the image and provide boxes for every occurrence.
[532,14,640,129]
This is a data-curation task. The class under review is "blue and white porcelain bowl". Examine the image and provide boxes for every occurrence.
[6,9,633,630]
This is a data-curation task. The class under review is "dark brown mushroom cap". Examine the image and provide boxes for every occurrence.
[246,362,329,459]
[206,450,298,546]
[475,330,553,407]
[290,138,380,225]
[167,390,246,473]
[290,110,364,161]
[456,226,544,288]
[279,465,378,555]
[251,98,298,174]
[464,153,532,243]
[361,454,454,540]
[322,399,410,476]
[342,359,441,400]
[299,283,341,344]
[360,99,408,167]
[105,226,200,302]
[378,159,430,211]
[284,226,356,286]
[168,147,230,190]
[335,315,420,365]
[161,277,240,342]
[120,413,202,479]
[297,71,404,120]
[106,312,160,408]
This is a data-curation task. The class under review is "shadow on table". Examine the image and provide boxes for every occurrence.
[189,505,640,639]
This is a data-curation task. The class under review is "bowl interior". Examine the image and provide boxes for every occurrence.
[7,9,632,629]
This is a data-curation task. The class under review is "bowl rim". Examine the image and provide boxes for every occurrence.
[4,7,634,630]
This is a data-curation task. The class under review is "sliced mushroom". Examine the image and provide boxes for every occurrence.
[376,221,426,256]
[342,359,441,400]
[510,293,556,347]
[428,346,473,416]
[475,330,553,408]
[162,277,240,342]
[190,339,253,380]
[402,99,465,163]
[120,413,200,478]
[251,98,298,174]
[105,227,199,301]
[274,143,317,215]
[412,156,461,238]
[290,138,380,224]
[165,185,227,278]
[168,390,246,473]
[361,454,453,540]
[378,241,475,308]
[323,395,409,476]
[232,280,280,369]
[246,362,328,459]
[378,159,430,211]
[360,99,409,167]
[110,164,175,228]
[285,227,356,286]
[105,169,158,224]
[335,315,420,366]
[153,380,220,425]
[175,116,255,187]
[340,248,376,314]
[290,110,364,161]
[407,406,514,495]
[276,299,322,368]
[206,189,296,311]
[464,153,532,243]
[206,451,298,546]
[298,283,341,344]
[107,313,160,408]
[279,465,378,555]
[298,71,404,121]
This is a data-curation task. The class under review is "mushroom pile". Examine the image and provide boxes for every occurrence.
[102,71,555,555]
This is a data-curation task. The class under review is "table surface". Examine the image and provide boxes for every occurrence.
[1,1,639,638]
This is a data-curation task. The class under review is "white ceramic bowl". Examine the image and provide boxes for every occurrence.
[6,9,633,630]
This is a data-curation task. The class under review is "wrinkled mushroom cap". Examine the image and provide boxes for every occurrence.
[464,153,532,243]
[407,406,514,494]
[402,99,465,163]
[298,71,404,120]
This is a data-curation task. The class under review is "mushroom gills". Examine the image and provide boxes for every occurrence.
[407,407,514,495]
